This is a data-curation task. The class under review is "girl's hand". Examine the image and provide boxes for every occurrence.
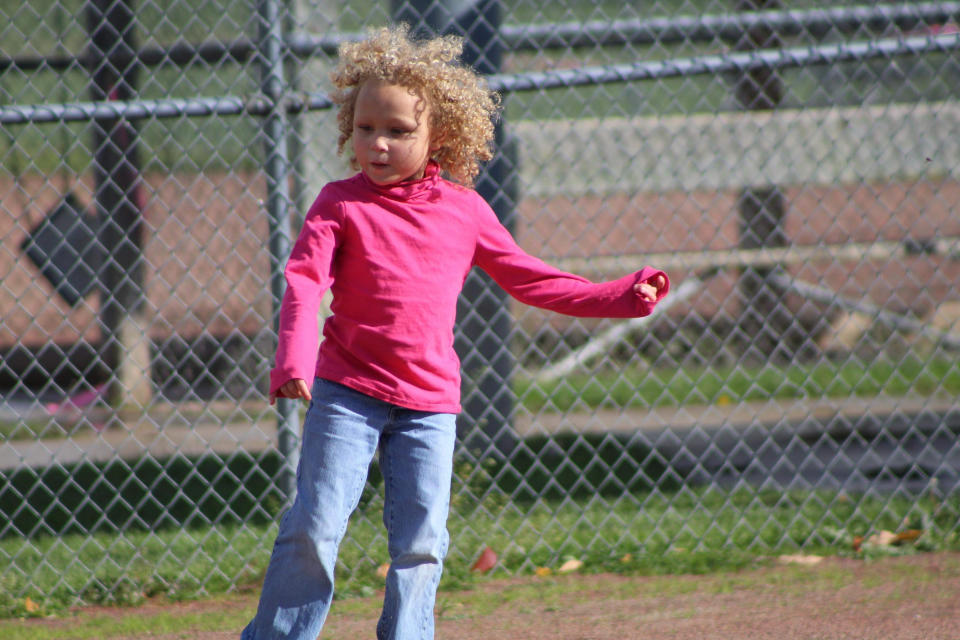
[269,378,312,405]
[634,274,667,302]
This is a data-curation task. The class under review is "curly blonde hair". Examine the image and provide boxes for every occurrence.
[330,24,500,186]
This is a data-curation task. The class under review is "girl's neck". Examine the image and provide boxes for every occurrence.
[360,160,440,197]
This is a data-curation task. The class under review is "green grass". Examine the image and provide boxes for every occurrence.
[2,483,957,620]
[7,553,959,640]
[4,355,959,440]
[8,555,960,640]
[0,593,258,640]
[4,354,956,617]
[515,355,960,413]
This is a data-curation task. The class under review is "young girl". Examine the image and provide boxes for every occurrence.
[242,24,668,640]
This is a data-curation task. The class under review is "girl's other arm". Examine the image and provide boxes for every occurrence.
[269,192,341,401]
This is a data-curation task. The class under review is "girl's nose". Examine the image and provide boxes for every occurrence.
[372,135,388,151]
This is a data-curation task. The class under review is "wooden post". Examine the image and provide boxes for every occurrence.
[733,0,791,362]
[86,0,152,408]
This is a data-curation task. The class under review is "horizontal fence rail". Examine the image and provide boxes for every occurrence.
[4,2,960,72]
[501,2,960,48]
[3,32,959,125]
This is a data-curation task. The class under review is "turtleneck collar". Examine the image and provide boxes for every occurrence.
[359,160,442,200]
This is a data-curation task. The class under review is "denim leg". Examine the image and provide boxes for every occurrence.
[242,379,383,640]
[376,409,457,640]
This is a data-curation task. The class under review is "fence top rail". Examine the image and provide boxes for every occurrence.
[502,1,960,50]
[2,31,957,126]
[487,31,960,93]
[1,2,958,74]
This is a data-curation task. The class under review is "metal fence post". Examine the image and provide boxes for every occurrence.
[85,0,152,409]
[732,0,791,362]
[392,0,519,459]
[257,0,299,504]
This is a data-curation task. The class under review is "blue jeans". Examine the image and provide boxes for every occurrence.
[241,378,457,640]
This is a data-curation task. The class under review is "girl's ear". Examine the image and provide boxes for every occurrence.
[429,120,445,153]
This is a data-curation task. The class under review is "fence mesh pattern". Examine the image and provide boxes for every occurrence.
[2,0,960,607]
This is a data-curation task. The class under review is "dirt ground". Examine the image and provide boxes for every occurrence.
[19,552,960,640]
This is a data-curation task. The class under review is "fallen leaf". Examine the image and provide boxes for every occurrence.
[852,536,865,552]
[24,597,40,613]
[470,546,497,573]
[778,554,824,566]
[534,567,552,577]
[376,562,390,579]
[558,558,584,573]
[868,530,898,547]
[894,529,923,544]
[620,553,633,563]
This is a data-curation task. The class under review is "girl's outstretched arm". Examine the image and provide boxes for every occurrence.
[474,205,669,318]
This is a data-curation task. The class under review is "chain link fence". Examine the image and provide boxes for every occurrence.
[2,0,960,608]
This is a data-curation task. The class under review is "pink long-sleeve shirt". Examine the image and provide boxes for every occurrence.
[270,162,669,413]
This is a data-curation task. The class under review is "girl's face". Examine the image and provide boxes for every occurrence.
[352,79,436,186]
